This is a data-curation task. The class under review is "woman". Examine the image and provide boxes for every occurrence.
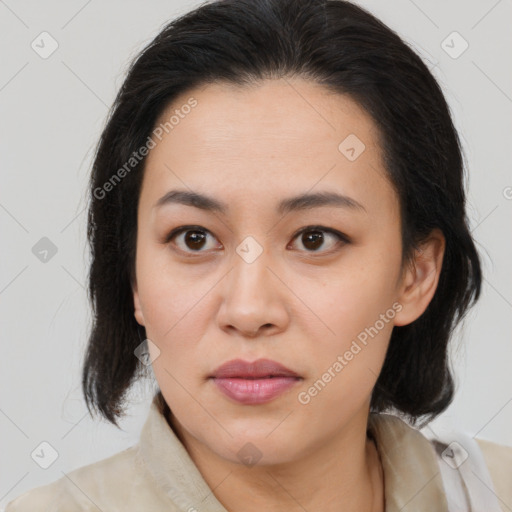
[6,0,511,510]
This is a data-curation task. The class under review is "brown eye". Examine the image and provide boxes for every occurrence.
[182,230,208,250]
[301,230,324,250]
[166,226,220,253]
[290,226,349,253]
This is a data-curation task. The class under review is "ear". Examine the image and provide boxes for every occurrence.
[132,279,146,327]
[393,228,445,327]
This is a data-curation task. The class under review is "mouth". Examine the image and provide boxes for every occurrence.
[210,358,301,379]
[210,376,301,405]
[209,358,302,404]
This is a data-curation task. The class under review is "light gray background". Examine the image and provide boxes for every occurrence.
[1,0,511,506]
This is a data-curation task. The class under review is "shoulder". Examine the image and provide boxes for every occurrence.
[369,412,512,509]
[476,437,512,509]
[4,445,153,511]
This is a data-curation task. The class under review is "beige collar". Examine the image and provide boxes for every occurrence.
[138,392,448,512]
[367,412,449,512]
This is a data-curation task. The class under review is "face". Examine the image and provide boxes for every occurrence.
[132,78,437,466]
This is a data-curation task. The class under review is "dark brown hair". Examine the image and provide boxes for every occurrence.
[82,0,482,427]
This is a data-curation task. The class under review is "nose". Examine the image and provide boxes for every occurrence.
[215,245,290,338]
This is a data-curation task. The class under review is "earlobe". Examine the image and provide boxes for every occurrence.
[393,228,445,327]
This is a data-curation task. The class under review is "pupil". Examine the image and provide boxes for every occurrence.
[303,231,323,250]
[185,231,206,250]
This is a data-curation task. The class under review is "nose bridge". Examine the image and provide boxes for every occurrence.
[216,234,289,335]
[229,235,274,302]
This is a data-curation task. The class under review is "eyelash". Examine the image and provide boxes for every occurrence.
[163,224,350,256]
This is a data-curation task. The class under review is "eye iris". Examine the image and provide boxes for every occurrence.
[185,230,206,250]
[302,230,324,250]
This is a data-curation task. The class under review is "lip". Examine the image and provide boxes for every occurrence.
[210,358,300,379]
[212,377,300,404]
[209,358,302,405]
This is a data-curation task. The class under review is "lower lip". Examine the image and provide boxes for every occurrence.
[211,377,301,404]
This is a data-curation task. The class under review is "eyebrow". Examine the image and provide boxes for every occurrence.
[153,189,367,215]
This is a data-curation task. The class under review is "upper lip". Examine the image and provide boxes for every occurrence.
[210,358,301,379]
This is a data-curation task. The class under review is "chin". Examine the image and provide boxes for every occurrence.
[210,428,304,467]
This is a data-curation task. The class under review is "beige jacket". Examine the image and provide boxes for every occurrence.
[6,392,512,511]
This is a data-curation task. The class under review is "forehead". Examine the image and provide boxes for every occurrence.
[140,78,398,221]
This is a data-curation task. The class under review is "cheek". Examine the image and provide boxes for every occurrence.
[293,280,395,426]
[139,283,209,357]
[136,242,211,336]
[292,252,399,338]
[289,253,398,395]
[136,251,227,390]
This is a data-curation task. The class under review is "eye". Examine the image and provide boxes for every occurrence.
[164,224,349,256]
[288,225,349,254]
[165,225,221,254]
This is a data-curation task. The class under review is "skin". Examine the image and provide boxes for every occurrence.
[132,77,445,512]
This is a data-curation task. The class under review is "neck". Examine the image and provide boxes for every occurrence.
[167,407,384,512]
